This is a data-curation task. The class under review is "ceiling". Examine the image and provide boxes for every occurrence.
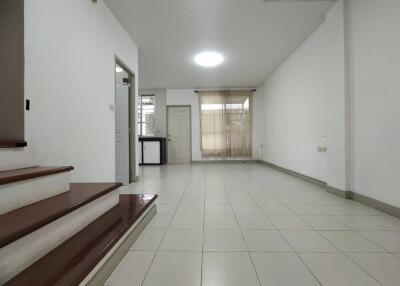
[105,0,335,89]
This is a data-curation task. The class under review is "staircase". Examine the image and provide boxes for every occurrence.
[0,166,157,285]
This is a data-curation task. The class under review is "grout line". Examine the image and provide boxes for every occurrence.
[276,228,323,286]
[200,166,207,286]
[216,165,263,286]
[139,164,192,286]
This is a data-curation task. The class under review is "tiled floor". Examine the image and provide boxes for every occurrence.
[106,163,400,286]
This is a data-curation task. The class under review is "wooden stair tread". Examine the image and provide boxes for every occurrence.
[0,166,73,185]
[5,194,158,286]
[0,183,122,248]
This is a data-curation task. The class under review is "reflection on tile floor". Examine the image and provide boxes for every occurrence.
[106,163,400,286]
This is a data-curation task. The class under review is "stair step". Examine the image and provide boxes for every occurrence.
[5,194,158,286]
[0,166,74,215]
[0,166,73,185]
[0,183,122,248]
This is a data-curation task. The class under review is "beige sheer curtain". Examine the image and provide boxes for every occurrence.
[199,90,252,158]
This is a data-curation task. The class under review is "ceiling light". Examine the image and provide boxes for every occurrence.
[116,66,123,73]
[194,51,224,67]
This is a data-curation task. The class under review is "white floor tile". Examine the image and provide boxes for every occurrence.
[251,252,319,286]
[258,204,293,215]
[175,202,204,215]
[205,196,230,205]
[204,229,247,251]
[335,215,400,230]
[320,231,385,252]
[232,203,263,214]
[156,204,177,214]
[205,204,234,215]
[253,196,282,204]
[169,214,203,229]
[287,205,324,215]
[347,253,400,286]
[131,229,165,251]
[301,215,349,230]
[105,251,155,286]
[230,197,256,205]
[274,195,305,205]
[205,214,239,229]
[146,214,173,229]
[358,231,400,252]
[236,214,275,229]
[202,252,260,286]
[159,229,203,251]
[300,253,380,286]
[281,231,338,253]
[268,215,312,230]
[143,251,202,286]
[243,230,292,252]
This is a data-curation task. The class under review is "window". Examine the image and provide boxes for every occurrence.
[199,90,252,158]
[138,94,155,136]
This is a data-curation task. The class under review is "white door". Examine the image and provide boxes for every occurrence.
[167,106,191,163]
[115,67,130,185]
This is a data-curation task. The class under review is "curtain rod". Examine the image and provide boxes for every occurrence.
[194,89,256,93]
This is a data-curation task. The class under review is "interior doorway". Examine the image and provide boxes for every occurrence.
[167,106,191,163]
[115,59,136,185]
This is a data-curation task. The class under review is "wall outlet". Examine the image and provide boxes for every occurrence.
[317,146,328,153]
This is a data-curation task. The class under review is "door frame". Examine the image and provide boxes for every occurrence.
[166,105,192,163]
[114,56,137,183]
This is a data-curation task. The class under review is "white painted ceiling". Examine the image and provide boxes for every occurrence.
[105,0,335,89]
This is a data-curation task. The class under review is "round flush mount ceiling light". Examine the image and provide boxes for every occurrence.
[194,51,224,67]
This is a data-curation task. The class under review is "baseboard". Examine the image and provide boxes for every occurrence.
[257,160,400,219]
[326,185,349,199]
[347,192,400,218]
[257,160,327,188]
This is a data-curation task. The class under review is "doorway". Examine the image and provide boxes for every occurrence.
[115,60,136,185]
[167,106,191,163]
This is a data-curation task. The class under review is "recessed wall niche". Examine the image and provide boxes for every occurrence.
[0,0,25,146]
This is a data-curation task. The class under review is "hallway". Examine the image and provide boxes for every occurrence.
[107,163,400,286]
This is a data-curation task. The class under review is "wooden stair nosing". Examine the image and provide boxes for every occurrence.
[4,194,158,286]
[0,166,74,185]
[0,182,122,248]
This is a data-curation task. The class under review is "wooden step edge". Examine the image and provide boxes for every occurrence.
[0,182,122,248]
[0,166,74,185]
[4,194,158,286]
[0,140,28,148]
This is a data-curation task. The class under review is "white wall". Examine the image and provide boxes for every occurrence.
[259,0,345,183]
[20,0,139,182]
[350,0,400,206]
[166,89,260,161]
